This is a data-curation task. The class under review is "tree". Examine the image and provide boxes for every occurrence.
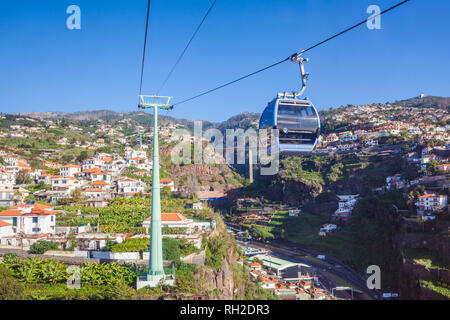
[250,224,274,242]
[76,150,89,163]
[16,169,31,185]
[70,188,84,205]
[0,266,25,300]
[427,160,439,175]
[162,186,171,199]
[29,240,59,254]
[162,238,181,261]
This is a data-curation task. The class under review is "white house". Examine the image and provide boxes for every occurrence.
[125,148,147,160]
[0,220,14,238]
[60,164,82,177]
[117,178,146,196]
[416,194,448,213]
[83,188,109,201]
[0,203,62,235]
[386,174,406,191]
[0,168,15,185]
[185,202,203,210]
[161,178,176,192]
[0,186,30,207]
[74,168,112,183]
[51,176,81,191]
[143,213,194,234]
[82,158,104,171]
[334,195,359,219]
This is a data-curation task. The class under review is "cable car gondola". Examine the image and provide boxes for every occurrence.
[259,56,320,155]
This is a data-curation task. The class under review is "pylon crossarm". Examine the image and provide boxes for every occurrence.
[138,95,173,110]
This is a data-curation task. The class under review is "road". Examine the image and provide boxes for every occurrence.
[237,239,381,300]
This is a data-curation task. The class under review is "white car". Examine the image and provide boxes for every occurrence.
[320,224,337,233]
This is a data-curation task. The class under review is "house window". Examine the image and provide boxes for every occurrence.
[51,216,54,222]
[33,217,38,223]
[13,217,17,226]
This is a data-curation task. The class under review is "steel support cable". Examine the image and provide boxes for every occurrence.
[173,0,411,106]
[157,0,218,94]
[139,0,152,96]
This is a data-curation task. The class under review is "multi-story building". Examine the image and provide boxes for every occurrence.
[416,194,448,213]
[161,178,176,192]
[117,178,146,196]
[60,164,82,177]
[82,158,104,171]
[0,168,15,185]
[0,186,30,207]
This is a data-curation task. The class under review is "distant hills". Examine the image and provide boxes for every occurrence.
[392,96,450,110]
[23,110,261,133]
[20,95,449,130]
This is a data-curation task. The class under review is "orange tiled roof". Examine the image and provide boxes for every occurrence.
[17,161,30,168]
[419,194,438,199]
[0,220,12,227]
[144,212,188,223]
[102,157,113,163]
[84,188,104,192]
[62,164,82,168]
[90,181,109,186]
[0,203,61,217]
[196,191,227,199]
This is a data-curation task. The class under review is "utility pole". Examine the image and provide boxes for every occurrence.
[137,95,173,287]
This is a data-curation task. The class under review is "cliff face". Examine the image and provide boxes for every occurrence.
[198,246,244,300]
[398,233,450,300]
[398,260,449,300]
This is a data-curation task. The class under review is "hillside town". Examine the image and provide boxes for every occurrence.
[0,98,449,300]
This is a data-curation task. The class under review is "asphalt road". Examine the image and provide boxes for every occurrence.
[238,239,381,300]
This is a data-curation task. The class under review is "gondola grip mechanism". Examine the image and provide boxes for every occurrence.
[290,52,309,98]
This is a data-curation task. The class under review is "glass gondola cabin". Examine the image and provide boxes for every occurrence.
[259,94,320,155]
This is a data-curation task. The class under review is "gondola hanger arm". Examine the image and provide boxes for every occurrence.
[290,51,309,98]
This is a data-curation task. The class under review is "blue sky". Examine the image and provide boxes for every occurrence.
[0,0,448,122]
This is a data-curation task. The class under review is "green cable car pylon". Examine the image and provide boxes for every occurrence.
[137,95,174,288]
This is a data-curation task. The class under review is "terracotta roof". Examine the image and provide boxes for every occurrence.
[11,203,52,210]
[17,161,30,168]
[76,168,108,175]
[84,188,104,192]
[160,178,173,183]
[0,203,61,217]
[62,164,82,168]
[0,220,12,227]
[90,181,109,186]
[419,194,438,199]
[196,191,227,199]
[144,212,189,223]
